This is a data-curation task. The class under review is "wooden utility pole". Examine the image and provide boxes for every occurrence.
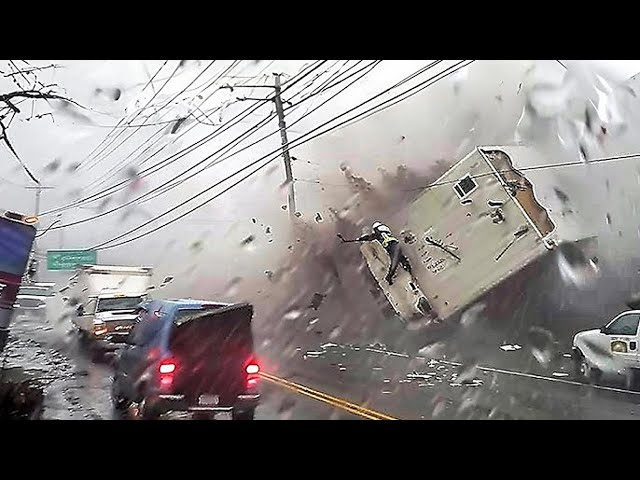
[230,73,297,220]
[272,74,296,219]
[24,185,55,280]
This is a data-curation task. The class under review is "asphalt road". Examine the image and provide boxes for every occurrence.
[2,306,363,420]
[5,260,640,421]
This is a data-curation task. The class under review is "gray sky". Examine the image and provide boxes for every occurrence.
[2,59,640,292]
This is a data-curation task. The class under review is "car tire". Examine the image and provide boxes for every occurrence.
[138,397,160,420]
[232,409,255,420]
[573,351,600,383]
[110,377,129,411]
[625,369,640,391]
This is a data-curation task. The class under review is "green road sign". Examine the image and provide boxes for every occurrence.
[47,250,97,271]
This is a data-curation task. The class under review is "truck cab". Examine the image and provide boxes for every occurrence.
[71,264,153,346]
[77,293,148,344]
[572,310,640,389]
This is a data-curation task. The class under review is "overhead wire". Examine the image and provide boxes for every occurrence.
[39,62,276,215]
[43,61,334,226]
[136,61,379,205]
[79,60,319,196]
[78,61,169,170]
[90,60,463,250]
[41,62,326,219]
[80,60,238,192]
[81,60,218,177]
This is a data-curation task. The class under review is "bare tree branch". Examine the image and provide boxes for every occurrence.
[9,60,33,89]
[3,64,63,78]
[0,119,40,184]
[0,61,78,185]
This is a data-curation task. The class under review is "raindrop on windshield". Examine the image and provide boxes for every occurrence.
[283,309,303,321]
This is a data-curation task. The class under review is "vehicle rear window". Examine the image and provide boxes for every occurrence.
[174,305,228,326]
[170,304,254,353]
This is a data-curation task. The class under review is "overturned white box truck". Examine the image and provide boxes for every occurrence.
[362,144,597,325]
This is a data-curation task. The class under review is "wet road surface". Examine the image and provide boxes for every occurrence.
[5,284,640,421]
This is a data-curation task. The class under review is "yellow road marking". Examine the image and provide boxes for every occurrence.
[260,372,398,420]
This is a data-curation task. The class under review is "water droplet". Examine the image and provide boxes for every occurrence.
[283,309,303,321]
[432,399,446,417]
[223,277,242,297]
[418,342,446,357]
[531,347,552,366]
[500,344,522,352]
[329,326,341,340]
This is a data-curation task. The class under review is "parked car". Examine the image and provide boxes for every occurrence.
[111,299,260,420]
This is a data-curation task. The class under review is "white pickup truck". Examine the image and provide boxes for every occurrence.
[71,264,153,345]
[572,310,640,390]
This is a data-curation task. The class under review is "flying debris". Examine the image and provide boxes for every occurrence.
[241,235,255,246]
[44,159,61,173]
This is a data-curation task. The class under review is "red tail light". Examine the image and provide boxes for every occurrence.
[159,361,176,374]
[245,358,260,390]
[158,358,177,390]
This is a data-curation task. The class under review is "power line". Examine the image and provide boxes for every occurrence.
[133,62,374,206]
[405,151,640,191]
[81,60,217,176]
[80,60,323,196]
[80,60,189,172]
[119,61,245,170]
[50,63,341,228]
[80,60,232,192]
[335,60,462,131]
[44,62,334,225]
[89,61,460,250]
[70,62,376,217]
[39,63,279,216]
[78,60,169,169]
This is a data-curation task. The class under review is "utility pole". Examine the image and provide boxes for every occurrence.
[24,185,55,281]
[272,74,296,219]
[24,185,55,217]
[227,73,297,220]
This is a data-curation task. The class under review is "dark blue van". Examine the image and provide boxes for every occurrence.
[111,299,260,420]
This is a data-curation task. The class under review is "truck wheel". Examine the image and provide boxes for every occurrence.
[625,369,640,391]
[573,351,600,383]
[232,409,255,420]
